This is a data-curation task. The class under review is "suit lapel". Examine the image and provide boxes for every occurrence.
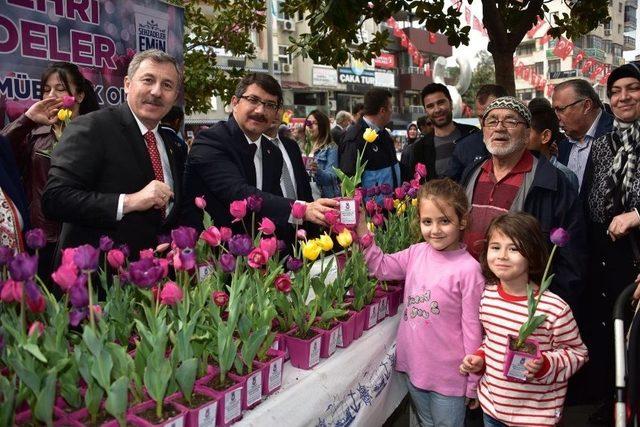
[119,104,155,182]
[228,116,257,186]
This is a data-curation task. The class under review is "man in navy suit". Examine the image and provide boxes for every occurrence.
[552,79,614,198]
[182,73,337,238]
[43,49,185,259]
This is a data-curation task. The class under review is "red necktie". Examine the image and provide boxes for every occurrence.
[144,131,166,217]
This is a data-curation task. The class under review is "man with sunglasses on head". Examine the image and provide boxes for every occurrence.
[460,97,586,311]
[551,79,613,197]
[182,73,337,242]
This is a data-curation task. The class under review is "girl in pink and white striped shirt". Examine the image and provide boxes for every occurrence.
[460,213,588,427]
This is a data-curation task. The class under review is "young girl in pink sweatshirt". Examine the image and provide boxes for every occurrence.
[357,178,484,427]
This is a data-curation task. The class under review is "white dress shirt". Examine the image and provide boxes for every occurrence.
[268,135,298,199]
[244,134,263,190]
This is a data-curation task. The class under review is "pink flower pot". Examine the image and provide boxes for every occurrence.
[385,285,404,316]
[68,407,127,426]
[284,329,322,370]
[311,322,341,358]
[352,307,366,340]
[167,386,219,427]
[503,335,542,382]
[15,407,69,426]
[254,349,285,395]
[364,301,380,330]
[195,368,243,427]
[374,291,389,322]
[337,311,357,348]
[228,363,263,410]
[128,400,187,427]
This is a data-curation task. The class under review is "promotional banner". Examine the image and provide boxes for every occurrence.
[0,0,184,125]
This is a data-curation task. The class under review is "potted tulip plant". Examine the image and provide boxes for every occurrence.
[503,228,569,382]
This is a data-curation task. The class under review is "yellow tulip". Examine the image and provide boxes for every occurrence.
[363,128,378,143]
[411,198,418,207]
[336,229,353,248]
[396,203,406,215]
[367,222,375,232]
[318,233,333,251]
[302,239,322,261]
[393,199,401,209]
[57,108,72,122]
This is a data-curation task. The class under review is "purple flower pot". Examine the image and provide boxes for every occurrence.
[15,407,69,426]
[503,335,542,382]
[228,363,263,410]
[254,349,285,396]
[167,387,219,427]
[311,322,341,358]
[274,326,295,361]
[337,311,357,348]
[195,368,243,427]
[352,307,366,340]
[67,407,127,426]
[385,285,404,316]
[284,330,322,370]
[127,400,187,427]
[364,301,380,330]
[374,291,389,322]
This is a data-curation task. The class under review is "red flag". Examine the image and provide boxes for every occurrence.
[453,0,463,11]
[553,38,573,60]
[581,57,595,74]
[523,67,531,81]
[527,17,544,39]
[393,26,404,37]
[539,34,552,45]
[387,17,397,27]
[546,84,555,97]
[408,44,416,56]
[572,50,586,68]
[464,7,471,24]
[600,71,611,85]
[400,33,409,47]
[590,65,604,81]
[536,78,547,91]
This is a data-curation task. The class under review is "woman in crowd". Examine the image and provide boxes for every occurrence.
[1,62,99,279]
[400,122,421,181]
[584,61,640,418]
[306,110,340,198]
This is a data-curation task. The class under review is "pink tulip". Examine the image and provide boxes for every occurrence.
[51,264,78,291]
[229,200,247,222]
[360,233,374,249]
[61,95,76,108]
[274,274,292,293]
[28,321,44,337]
[195,196,207,210]
[383,197,394,211]
[160,281,183,306]
[158,258,170,277]
[201,226,222,247]
[258,217,276,235]
[107,249,125,269]
[410,178,420,189]
[260,237,278,257]
[324,210,339,226]
[247,248,269,269]
[296,229,307,240]
[220,227,233,242]
[0,279,22,303]
[365,199,378,215]
[61,248,77,268]
[394,187,406,199]
[372,213,384,227]
[139,249,154,259]
[291,202,307,219]
[414,162,427,178]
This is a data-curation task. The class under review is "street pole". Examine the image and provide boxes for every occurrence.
[266,0,274,75]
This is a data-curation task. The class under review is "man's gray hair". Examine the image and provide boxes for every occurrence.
[127,49,182,82]
[554,78,602,108]
[335,110,352,126]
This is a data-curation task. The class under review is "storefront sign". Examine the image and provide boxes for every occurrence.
[374,53,396,69]
[338,67,375,85]
[374,70,395,88]
[312,66,338,87]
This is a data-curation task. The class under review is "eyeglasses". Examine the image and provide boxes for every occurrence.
[483,118,528,129]
[304,120,318,127]
[239,95,279,112]
[553,98,587,114]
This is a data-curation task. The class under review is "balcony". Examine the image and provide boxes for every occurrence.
[624,36,636,50]
[398,66,432,91]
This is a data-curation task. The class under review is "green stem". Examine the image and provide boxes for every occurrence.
[156,398,162,421]
[87,274,96,332]
[20,288,26,338]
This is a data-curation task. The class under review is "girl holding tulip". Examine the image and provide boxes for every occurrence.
[356,178,484,427]
[1,62,99,281]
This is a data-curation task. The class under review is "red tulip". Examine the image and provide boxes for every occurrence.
[324,210,339,226]
[51,264,78,291]
[247,248,269,269]
[274,274,292,293]
[291,202,307,219]
[220,227,233,242]
[201,226,222,247]
[414,162,427,178]
[28,321,44,338]
[212,291,229,307]
[160,281,183,306]
[259,237,278,257]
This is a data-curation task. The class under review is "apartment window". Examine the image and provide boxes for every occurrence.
[605,21,611,30]
[534,62,544,75]
[619,2,623,13]
[516,42,535,56]
[613,43,623,56]
[278,45,291,65]
[548,59,561,73]
[603,39,612,54]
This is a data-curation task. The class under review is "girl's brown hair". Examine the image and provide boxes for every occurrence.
[412,178,470,240]
[305,109,332,148]
[479,212,549,285]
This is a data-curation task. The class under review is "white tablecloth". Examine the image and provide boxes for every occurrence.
[239,311,407,426]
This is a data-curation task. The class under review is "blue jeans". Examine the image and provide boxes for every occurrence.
[405,377,466,427]
[483,413,508,427]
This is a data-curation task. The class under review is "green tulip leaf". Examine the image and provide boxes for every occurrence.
[105,376,129,423]
[34,372,56,425]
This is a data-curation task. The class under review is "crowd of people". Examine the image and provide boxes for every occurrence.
[1,47,640,426]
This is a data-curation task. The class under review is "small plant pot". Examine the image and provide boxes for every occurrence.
[285,329,322,370]
[68,405,126,426]
[337,311,357,348]
[228,364,263,410]
[254,349,285,395]
[195,368,243,427]
[335,197,358,228]
[385,285,404,316]
[15,407,70,426]
[311,322,341,358]
[127,400,187,427]
[352,307,366,340]
[275,326,296,361]
[503,335,542,382]
[167,386,219,427]
[364,301,380,330]
[374,291,389,322]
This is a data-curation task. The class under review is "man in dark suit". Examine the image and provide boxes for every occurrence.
[182,73,337,239]
[43,49,185,258]
[330,110,352,150]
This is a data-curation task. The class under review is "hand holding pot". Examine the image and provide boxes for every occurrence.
[459,354,484,374]
[523,356,544,380]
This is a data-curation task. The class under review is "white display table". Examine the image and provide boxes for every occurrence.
[239,311,406,426]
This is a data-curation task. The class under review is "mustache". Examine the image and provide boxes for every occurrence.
[248,114,267,123]
[143,98,163,106]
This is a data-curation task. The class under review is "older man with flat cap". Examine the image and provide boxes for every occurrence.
[460,97,587,311]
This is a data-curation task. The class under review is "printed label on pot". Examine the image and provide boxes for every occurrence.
[224,388,241,424]
[506,355,530,381]
[198,401,217,427]
[368,304,379,328]
[246,371,262,406]
[329,328,339,355]
[270,340,279,351]
[268,357,283,391]
[309,336,321,366]
[336,325,344,347]
[198,264,214,281]
[339,199,357,225]
[165,416,184,427]
[378,297,388,319]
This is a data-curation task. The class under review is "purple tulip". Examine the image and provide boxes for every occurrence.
[119,244,130,259]
[277,239,286,252]
[99,236,114,252]
[69,283,89,308]
[286,257,303,272]
[171,226,197,249]
[178,248,196,271]
[8,253,38,281]
[128,258,164,288]
[25,229,46,250]
[379,183,392,195]
[228,234,253,257]
[0,247,14,266]
[24,279,40,302]
[69,308,88,327]
[407,187,418,198]
[550,228,570,247]
[73,245,99,271]
[219,253,236,273]
[246,194,263,212]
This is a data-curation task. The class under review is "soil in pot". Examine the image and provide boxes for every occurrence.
[137,403,181,424]
[82,411,118,426]
[204,375,236,392]
[172,392,213,409]
[293,329,317,340]
[508,337,537,354]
